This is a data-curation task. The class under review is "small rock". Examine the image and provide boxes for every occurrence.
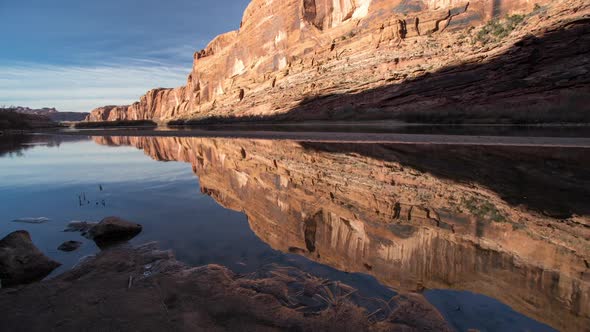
[87,217,142,247]
[12,217,50,224]
[57,241,82,252]
[0,231,61,287]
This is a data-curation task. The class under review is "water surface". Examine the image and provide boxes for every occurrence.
[2,133,589,332]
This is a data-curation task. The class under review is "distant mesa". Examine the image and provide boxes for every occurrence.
[3,106,89,122]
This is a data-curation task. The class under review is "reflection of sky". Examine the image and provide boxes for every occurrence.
[0,140,191,189]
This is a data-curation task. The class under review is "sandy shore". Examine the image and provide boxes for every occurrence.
[56,128,590,148]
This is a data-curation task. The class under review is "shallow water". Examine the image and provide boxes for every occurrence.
[2,133,589,331]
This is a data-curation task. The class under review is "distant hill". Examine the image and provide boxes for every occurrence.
[0,109,57,130]
[6,106,89,122]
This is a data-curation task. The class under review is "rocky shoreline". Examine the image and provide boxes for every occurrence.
[0,219,451,331]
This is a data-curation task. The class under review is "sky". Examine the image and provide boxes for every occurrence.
[0,0,250,112]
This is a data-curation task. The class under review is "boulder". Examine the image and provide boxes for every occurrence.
[0,230,61,287]
[87,217,142,246]
[57,241,82,252]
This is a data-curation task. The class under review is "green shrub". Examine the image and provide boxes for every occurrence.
[462,197,507,223]
[475,14,525,44]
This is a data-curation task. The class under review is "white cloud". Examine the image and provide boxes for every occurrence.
[0,60,190,112]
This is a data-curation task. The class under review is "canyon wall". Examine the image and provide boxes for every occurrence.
[86,0,590,123]
[94,135,590,331]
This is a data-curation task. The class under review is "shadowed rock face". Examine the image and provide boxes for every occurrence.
[94,136,590,331]
[85,0,590,123]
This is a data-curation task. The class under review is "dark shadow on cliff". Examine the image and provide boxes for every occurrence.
[172,18,590,126]
[301,142,590,219]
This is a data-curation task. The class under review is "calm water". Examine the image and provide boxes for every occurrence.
[2,133,589,331]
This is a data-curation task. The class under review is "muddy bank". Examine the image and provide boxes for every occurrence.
[0,242,450,331]
[58,128,590,147]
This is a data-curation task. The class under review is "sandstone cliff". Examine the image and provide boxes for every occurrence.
[94,135,590,331]
[86,0,590,123]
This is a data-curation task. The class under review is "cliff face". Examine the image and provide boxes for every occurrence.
[86,0,590,123]
[94,135,590,331]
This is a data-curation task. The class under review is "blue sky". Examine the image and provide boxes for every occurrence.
[0,0,250,112]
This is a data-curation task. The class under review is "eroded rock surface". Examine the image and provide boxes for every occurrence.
[86,0,590,124]
[0,231,61,287]
[94,136,590,332]
[0,242,450,331]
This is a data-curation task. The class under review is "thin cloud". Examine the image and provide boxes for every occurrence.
[0,59,189,112]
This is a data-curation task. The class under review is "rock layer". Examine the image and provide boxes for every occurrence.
[94,135,590,331]
[86,0,590,123]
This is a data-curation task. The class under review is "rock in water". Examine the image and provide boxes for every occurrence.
[87,217,142,246]
[64,220,97,236]
[0,231,61,287]
[57,241,82,252]
[12,217,50,224]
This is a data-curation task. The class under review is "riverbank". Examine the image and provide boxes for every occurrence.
[0,240,450,331]
[0,110,61,132]
[56,127,590,148]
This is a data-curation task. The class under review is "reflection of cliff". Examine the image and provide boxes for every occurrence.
[94,136,590,332]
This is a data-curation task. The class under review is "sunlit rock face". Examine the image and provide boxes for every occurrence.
[84,0,590,123]
[94,136,590,331]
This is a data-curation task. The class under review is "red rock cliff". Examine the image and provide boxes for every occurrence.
[86,0,590,123]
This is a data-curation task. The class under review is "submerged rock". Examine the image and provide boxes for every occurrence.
[0,230,61,287]
[12,217,50,224]
[64,221,97,236]
[87,217,142,246]
[57,241,82,252]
